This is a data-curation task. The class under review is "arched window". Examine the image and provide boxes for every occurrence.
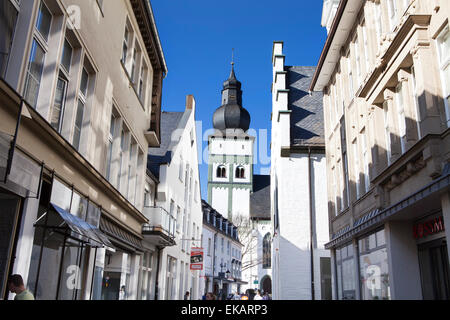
[235,166,245,179]
[263,233,271,269]
[216,165,226,178]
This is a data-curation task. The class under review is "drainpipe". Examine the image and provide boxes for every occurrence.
[154,246,163,300]
[308,147,315,300]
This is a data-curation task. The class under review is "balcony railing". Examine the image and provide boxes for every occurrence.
[142,206,176,244]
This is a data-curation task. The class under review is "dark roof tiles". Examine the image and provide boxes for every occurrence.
[286,66,325,147]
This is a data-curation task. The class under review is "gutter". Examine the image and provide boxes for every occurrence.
[143,0,168,77]
[309,0,348,92]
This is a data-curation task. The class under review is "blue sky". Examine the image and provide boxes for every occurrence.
[151,0,327,200]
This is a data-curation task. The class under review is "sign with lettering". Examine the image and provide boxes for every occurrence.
[413,216,445,239]
[190,247,204,270]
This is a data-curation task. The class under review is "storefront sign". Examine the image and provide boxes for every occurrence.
[190,247,204,270]
[413,216,445,239]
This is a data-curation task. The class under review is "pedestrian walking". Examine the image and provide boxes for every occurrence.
[184,291,190,300]
[254,290,263,300]
[8,275,34,300]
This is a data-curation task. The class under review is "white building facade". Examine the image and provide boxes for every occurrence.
[147,96,203,300]
[199,200,243,299]
[270,42,331,300]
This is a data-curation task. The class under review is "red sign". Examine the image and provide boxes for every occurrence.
[413,216,445,239]
[190,247,204,270]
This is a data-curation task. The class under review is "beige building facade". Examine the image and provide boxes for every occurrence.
[311,0,450,299]
[0,0,168,300]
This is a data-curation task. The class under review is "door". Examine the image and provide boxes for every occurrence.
[0,191,21,299]
[418,238,450,300]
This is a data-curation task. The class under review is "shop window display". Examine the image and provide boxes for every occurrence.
[336,243,356,299]
[359,229,390,300]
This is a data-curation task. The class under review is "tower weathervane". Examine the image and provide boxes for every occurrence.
[231,48,235,66]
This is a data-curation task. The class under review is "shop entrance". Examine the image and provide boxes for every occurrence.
[0,190,21,299]
[418,238,450,300]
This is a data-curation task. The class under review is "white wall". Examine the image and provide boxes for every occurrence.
[156,97,203,300]
[270,42,330,300]
[232,188,250,218]
[212,188,229,217]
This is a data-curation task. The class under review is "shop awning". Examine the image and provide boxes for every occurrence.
[47,203,115,250]
[325,166,450,249]
[100,215,145,253]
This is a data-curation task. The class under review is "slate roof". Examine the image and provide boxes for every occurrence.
[286,66,325,147]
[250,175,271,220]
[202,200,241,243]
[147,111,184,178]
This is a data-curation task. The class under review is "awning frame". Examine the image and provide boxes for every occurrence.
[326,168,450,249]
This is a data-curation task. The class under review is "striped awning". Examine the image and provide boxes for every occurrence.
[100,216,144,252]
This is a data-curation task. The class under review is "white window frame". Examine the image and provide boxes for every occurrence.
[387,0,397,31]
[361,128,370,193]
[436,25,450,127]
[352,139,361,199]
[383,101,392,166]
[395,81,407,153]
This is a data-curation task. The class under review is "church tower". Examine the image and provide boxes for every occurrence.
[207,63,254,221]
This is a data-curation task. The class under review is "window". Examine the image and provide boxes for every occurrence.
[24,39,45,108]
[395,82,406,153]
[235,166,245,179]
[359,229,390,300]
[362,23,369,72]
[61,39,72,73]
[208,238,211,256]
[126,140,136,199]
[374,2,382,50]
[80,68,89,98]
[72,100,84,150]
[383,102,392,165]
[355,37,361,84]
[352,139,360,199]
[332,167,338,216]
[51,37,73,133]
[361,129,370,193]
[117,129,126,190]
[333,82,339,121]
[144,185,151,207]
[216,165,226,178]
[437,26,450,127]
[347,53,354,99]
[340,118,349,209]
[411,66,422,138]
[176,206,181,232]
[36,1,52,41]
[138,63,147,103]
[263,233,271,269]
[179,156,184,182]
[50,76,67,132]
[139,252,153,300]
[387,0,397,31]
[122,25,129,65]
[106,112,116,181]
[135,151,143,205]
[0,0,19,78]
[336,243,356,300]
